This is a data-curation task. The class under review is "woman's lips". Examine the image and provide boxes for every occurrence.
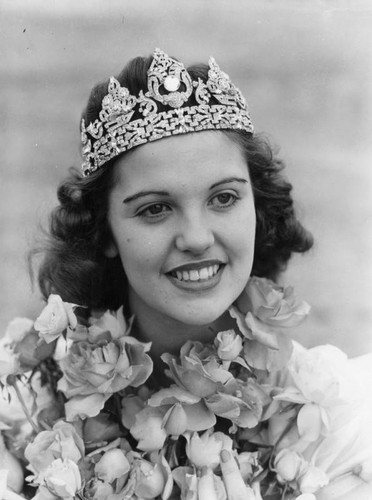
[166,263,225,290]
[170,264,220,282]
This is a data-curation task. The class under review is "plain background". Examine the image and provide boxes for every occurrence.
[1,0,371,356]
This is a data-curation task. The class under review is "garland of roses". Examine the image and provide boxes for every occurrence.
[2,276,369,500]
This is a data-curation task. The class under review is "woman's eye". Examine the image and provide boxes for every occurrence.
[210,192,239,209]
[137,203,171,219]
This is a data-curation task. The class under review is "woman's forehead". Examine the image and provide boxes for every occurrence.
[111,131,248,192]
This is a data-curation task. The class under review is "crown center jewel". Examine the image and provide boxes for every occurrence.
[164,75,181,92]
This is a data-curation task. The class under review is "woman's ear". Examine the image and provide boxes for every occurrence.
[104,240,119,258]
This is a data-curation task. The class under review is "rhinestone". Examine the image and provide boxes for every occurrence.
[164,75,181,92]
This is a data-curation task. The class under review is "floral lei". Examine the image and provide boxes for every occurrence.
[0,277,372,500]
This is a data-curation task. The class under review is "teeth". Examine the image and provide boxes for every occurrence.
[189,270,199,281]
[199,268,209,280]
[172,265,220,282]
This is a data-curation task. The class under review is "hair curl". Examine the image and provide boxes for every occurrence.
[36,54,313,310]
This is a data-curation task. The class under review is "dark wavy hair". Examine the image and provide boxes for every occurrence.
[36,53,313,310]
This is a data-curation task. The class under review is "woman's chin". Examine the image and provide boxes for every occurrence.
[169,306,231,331]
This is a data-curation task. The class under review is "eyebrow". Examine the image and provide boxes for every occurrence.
[122,177,248,204]
[210,177,249,189]
[123,190,170,204]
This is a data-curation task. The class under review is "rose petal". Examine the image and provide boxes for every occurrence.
[64,393,107,421]
[130,407,167,452]
[297,403,324,442]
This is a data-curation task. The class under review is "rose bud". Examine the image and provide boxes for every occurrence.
[186,430,231,470]
[44,458,82,499]
[34,294,78,343]
[134,459,166,499]
[95,449,130,483]
[274,449,303,483]
[215,330,243,361]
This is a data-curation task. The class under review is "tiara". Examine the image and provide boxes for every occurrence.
[81,48,254,176]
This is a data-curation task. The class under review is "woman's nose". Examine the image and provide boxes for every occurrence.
[175,213,215,254]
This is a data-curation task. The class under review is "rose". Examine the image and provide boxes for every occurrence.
[274,449,304,483]
[59,337,153,397]
[125,388,216,450]
[236,277,310,327]
[162,341,231,398]
[95,449,130,483]
[275,345,355,443]
[84,479,114,500]
[58,336,153,420]
[205,378,270,428]
[133,458,167,499]
[230,276,309,370]
[161,342,270,430]
[148,386,216,436]
[215,330,243,361]
[43,458,82,499]
[185,430,232,470]
[229,309,294,371]
[286,345,351,405]
[24,421,84,481]
[34,295,78,343]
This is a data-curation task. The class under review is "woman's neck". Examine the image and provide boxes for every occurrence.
[128,294,233,361]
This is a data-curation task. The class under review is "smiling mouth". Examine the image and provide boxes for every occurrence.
[169,264,221,282]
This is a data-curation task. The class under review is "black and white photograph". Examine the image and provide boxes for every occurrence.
[1,1,371,499]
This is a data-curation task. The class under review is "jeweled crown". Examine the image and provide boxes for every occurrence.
[81,48,254,176]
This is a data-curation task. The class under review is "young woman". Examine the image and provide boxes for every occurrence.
[30,49,312,499]
[4,49,371,500]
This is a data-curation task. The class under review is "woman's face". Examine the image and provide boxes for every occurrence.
[106,131,256,326]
